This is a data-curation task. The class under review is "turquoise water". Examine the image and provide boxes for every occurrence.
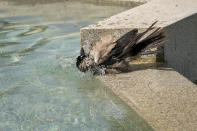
[0,0,153,130]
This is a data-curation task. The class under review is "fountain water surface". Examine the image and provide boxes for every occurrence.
[0,0,153,130]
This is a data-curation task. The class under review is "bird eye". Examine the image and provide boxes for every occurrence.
[86,61,89,65]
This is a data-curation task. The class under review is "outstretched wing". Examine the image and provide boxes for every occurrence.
[101,21,167,66]
[116,21,158,58]
[131,27,167,56]
[107,28,138,59]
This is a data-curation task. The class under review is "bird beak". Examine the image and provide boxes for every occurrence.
[80,47,85,56]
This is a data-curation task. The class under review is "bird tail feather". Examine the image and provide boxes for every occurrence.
[130,23,167,57]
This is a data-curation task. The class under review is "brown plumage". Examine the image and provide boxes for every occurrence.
[76,21,167,74]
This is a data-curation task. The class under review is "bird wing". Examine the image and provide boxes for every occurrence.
[89,35,116,65]
[116,21,158,58]
[89,21,167,68]
[106,29,138,60]
[100,21,167,66]
[131,27,167,56]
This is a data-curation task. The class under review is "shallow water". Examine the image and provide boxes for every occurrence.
[0,0,153,130]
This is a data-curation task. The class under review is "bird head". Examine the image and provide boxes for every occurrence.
[76,47,87,71]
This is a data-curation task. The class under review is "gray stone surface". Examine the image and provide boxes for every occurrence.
[81,0,197,130]
[164,14,197,82]
[81,0,197,29]
[98,67,197,131]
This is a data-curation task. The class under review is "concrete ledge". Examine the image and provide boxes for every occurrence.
[80,0,197,130]
[98,67,197,131]
[164,13,197,82]
[78,0,147,6]
[81,0,197,30]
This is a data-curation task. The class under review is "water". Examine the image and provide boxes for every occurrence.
[0,0,153,130]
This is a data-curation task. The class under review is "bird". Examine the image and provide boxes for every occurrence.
[76,21,167,75]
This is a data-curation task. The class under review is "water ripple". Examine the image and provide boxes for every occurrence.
[0,1,153,130]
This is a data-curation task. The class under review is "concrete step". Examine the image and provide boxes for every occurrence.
[98,68,197,131]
